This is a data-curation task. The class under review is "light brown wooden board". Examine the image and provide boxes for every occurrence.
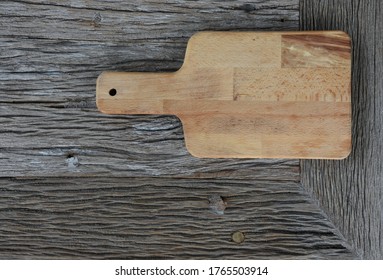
[96,31,351,159]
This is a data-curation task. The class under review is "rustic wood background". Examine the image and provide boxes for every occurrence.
[0,0,381,259]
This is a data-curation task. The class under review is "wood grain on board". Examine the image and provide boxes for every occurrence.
[97,31,351,159]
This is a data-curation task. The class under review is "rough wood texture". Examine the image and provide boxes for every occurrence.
[0,0,299,177]
[0,178,355,259]
[0,0,375,259]
[300,0,383,259]
[0,104,299,179]
[97,31,351,159]
[0,0,297,103]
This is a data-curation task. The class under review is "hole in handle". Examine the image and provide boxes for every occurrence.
[109,88,117,96]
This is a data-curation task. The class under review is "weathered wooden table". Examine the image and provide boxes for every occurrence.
[0,0,381,259]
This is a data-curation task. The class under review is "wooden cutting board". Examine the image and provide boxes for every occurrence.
[96,31,351,159]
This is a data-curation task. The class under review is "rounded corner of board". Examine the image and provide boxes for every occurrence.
[95,98,109,115]
[335,147,352,160]
[185,149,207,159]
[335,30,351,39]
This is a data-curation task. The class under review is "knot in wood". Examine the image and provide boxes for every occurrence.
[92,12,102,27]
[66,154,79,169]
[208,195,227,215]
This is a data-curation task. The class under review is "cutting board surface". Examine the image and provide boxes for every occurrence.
[96,31,351,159]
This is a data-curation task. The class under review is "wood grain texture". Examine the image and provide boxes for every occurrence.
[0,0,368,259]
[0,0,299,178]
[300,0,383,259]
[97,31,351,159]
[234,67,350,102]
[281,33,351,67]
[0,178,356,259]
[0,0,298,103]
[0,104,298,179]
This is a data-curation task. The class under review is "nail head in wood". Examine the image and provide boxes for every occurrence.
[232,231,246,244]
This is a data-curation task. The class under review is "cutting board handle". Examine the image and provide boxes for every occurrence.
[96,68,234,115]
[96,71,179,114]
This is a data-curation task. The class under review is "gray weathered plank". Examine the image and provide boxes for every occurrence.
[0,104,299,179]
[0,177,356,259]
[0,0,298,102]
[300,0,383,259]
[0,0,300,179]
